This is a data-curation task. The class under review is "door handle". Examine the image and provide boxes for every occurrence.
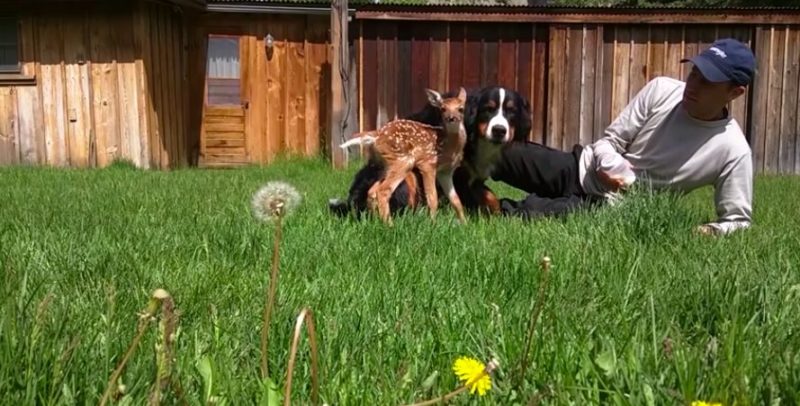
[242,101,250,109]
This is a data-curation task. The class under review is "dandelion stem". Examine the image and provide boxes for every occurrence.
[261,215,283,380]
[148,289,177,406]
[404,386,468,406]
[404,360,498,406]
[517,256,551,385]
[100,292,163,406]
[283,308,319,406]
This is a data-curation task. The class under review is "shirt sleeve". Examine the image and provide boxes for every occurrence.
[706,152,754,235]
[591,77,662,170]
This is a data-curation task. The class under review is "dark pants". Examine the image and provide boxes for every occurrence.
[490,141,600,220]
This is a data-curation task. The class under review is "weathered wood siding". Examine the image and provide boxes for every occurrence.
[0,1,189,169]
[751,25,800,174]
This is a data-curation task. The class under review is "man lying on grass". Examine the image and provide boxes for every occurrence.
[493,38,756,236]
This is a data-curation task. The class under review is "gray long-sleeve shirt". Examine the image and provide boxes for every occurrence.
[578,76,754,235]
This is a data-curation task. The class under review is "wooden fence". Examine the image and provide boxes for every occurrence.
[356,19,800,174]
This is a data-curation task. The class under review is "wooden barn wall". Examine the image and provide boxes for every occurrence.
[136,1,191,169]
[191,13,331,165]
[0,1,190,169]
[357,20,800,174]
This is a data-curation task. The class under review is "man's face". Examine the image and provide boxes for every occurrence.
[682,66,746,119]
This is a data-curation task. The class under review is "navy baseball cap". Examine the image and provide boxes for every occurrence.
[681,38,756,86]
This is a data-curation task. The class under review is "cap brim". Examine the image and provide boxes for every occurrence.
[681,55,730,83]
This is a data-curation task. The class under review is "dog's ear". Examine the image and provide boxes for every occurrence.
[514,93,533,142]
[463,89,480,137]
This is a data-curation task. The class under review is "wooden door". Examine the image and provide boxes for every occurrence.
[199,34,249,167]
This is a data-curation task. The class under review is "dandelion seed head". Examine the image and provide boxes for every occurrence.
[251,181,302,223]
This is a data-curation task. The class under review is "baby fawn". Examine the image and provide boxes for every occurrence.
[340,87,469,225]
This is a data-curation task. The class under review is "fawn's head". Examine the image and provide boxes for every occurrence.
[425,87,467,133]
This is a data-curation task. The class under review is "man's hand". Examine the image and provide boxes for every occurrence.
[596,169,627,193]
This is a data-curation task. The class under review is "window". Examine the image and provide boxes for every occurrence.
[0,17,19,74]
[206,36,241,105]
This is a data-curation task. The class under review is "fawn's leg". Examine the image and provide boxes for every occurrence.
[417,161,439,220]
[366,180,381,215]
[438,171,467,224]
[405,173,419,209]
[377,161,414,225]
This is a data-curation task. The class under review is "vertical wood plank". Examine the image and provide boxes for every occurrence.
[115,11,141,167]
[580,25,598,145]
[629,25,649,101]
[242,29,256,162]
[39,15,69,166]
[751,26,771,172]
[15,87,39,165]
[795,29,800,174]
[531,24,547,144]
[164,7,179,168]
[563,25,583,150]
[0,88,18,165]
[428,22,448,93]
[765,26,784,173]
[392,22,406,119]
[496,24,517,90]
[134,1,155,168]
[779,26,797,173]
[305,16,327,156]
[728,25,752,133]
[462,23,481,91]
[285,17,306,155]
[250,17,267,163]
[267,15,287,161]
[516,23,533,139]
[594,25,612,140]
[547,24,566,149]
[664,25,684,80]
[17,16,43,164]
[361,21,377,130]
[648,26,667,80]
[410,23,431,113]
[90,13,120,167]
[63,12,92,167]
[611,25,631,121]
[448,23,465,92]
[480,23,498,87]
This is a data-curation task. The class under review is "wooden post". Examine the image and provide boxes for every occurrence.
[329,0,351,168]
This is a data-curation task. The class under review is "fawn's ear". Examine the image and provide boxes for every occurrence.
[457,87,467,103]
[425,89,443,107]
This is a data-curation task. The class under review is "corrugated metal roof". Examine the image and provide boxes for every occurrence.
[207,0,800,9]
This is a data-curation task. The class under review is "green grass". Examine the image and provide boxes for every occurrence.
[1,156,799,405]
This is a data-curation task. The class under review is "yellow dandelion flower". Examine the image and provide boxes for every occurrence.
[451,356,498,396]
[691,401,722,406]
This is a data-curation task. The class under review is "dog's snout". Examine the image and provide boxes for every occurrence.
[490,125,507,139]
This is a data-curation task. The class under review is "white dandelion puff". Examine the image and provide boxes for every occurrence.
[251,181,302,223]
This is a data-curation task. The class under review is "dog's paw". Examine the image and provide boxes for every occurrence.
[328,198,350,217]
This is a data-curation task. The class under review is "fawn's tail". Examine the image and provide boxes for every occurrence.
[339,132,376,149]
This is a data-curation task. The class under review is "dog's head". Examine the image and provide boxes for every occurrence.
[465,86,532,144]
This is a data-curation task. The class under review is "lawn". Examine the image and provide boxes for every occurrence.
[1,156,799,405]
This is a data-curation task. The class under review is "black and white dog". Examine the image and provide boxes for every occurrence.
[329,85,532,218]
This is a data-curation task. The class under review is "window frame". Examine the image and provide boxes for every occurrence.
[0,15,35,86]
